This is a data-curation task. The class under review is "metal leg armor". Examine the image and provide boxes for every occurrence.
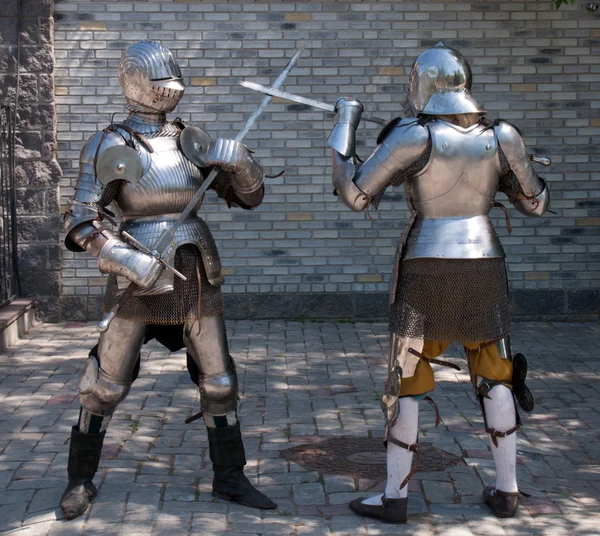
[61,317,146,520]
[381,333,424,430]
[184,314,276,510]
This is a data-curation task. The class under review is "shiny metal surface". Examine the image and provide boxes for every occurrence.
[495,121,547,207]
[206,138,264,194]
[402,216,504,260]
[406,42,485,116]
[63,130,127,246]
[513,179,549,217]
[118,41,184,113]
[69,221,108,257]
[98,236,165,290]
[78,316,146,415]
[96,145,143,186]
[184,314,238,415]
[327,98,364,157]
[119,217,223,287]
[331,151,368,211]
[239,81,387,125]
[353,119,430,199]
[180,125,212,168]
[408,120,500,219]
[114,134,204,219]
[495,337,512,361]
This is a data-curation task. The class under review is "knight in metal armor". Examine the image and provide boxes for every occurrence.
[60,41,275,519]
[329,43,549,523]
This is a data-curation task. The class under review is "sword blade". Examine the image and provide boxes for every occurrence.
[153,46,306,256]
[98,47,306,332]
[239,80,388,126]
[235,45,306,142]
[240,80,335,113]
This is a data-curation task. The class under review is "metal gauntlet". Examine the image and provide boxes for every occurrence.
[98,237,164,290]
[328,98,364,157]
[207,138,264,195]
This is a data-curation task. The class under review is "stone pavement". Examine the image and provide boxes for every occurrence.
[1,321,600,535]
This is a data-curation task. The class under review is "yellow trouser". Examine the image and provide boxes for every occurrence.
[400,340,513,397]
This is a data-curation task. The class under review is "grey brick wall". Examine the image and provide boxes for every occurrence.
[54,0,600,320]
[1,0,61,321]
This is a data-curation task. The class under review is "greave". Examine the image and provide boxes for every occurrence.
[483,385,518,493]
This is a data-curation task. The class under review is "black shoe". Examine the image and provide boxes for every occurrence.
[349,496,408,524]
[213,466,276,510]
[512,353,534,412]
[60,426,105,520]
[483,486,519,518]
[208,422,276,510]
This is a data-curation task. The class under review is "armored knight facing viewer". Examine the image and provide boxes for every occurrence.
[329,43,549,523]
[60,40,275,519]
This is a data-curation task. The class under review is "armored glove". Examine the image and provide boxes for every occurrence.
[98,237,164,290]
[328,97,364,157]
[207,138,264,194]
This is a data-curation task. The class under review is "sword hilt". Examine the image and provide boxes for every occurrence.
[530,155,551,166]
[122,231,187,281]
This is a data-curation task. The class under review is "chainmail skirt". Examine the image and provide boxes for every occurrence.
[389,258,511,343]
[104,245,224,325]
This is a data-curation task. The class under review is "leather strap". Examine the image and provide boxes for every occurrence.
[423,396,441,428]
[493,201,512,234]
[486,423,521,448]
[386,435,419,490]
[408,348,461,371]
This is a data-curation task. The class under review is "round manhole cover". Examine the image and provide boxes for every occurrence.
[281,436,464,480]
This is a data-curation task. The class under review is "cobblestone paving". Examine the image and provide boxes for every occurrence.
[1,321,600,535]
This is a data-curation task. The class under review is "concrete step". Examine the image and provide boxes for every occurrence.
[0,299,35,353]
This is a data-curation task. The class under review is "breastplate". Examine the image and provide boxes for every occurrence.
[110,131,222,293]
[114,135,204,219]
[402,120,505,260]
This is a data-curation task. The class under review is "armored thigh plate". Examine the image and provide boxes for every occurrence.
[381,334,425,428]
[184,314,238,415]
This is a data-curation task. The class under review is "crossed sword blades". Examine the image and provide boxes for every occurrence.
[99,46,551,332]
[98,45,306,332]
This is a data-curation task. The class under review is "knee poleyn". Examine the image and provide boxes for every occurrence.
[77,356,132,416]
[199,368,238,415]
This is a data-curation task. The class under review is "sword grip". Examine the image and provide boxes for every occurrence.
[530,155,551,166]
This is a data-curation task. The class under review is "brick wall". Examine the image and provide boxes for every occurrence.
[54,0,600,320]
[0,0,61,321]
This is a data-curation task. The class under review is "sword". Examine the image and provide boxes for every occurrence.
[239,80,388,126]
[98,45,306,333]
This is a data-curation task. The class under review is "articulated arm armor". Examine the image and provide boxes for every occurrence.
[495,121,549,217]
[63,131,164,290]
[181,125,264,209]
[329,100,430,212]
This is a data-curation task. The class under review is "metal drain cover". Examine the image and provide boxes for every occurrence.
[281,436,464,480]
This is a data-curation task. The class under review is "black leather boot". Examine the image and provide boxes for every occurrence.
[512,353,534,412]
[483,486,519,518]
[208,422,276,510]
[349,496,408,524]
[60,426,105,520]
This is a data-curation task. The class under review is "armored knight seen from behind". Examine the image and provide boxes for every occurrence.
[329,42,549,523]
[60,41,275,519]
